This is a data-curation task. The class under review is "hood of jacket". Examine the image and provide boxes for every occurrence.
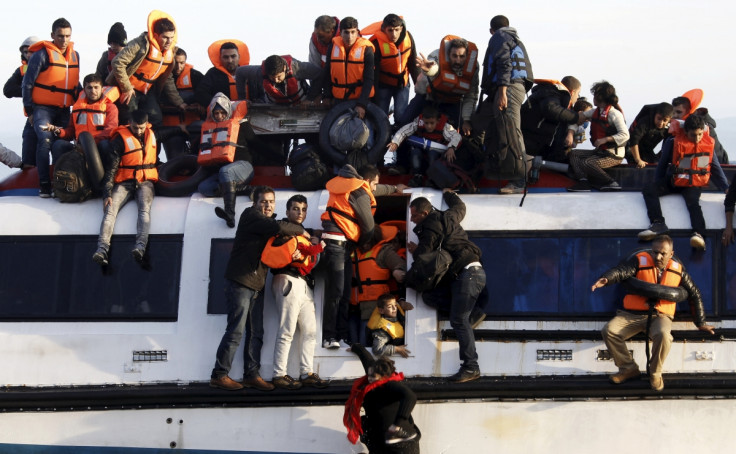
[207,92,232,120]
[337,164,362,179]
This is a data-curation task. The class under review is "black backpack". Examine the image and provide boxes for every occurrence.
[53,149,93,203]
[288,144,331,191]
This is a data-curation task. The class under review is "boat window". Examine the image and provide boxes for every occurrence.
[472,233,717,319]
[208,239,233,314]
[0,235,182,321]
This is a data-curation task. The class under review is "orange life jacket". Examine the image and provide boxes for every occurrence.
[29,41,80,108]
[350,225,400,305]
[428,35,478,104]
[373,31,412,88]
[198,101,248,166]
[261,234,315,271]
[71,86,119,140]
[162,64,201,126]
[623,251,683,317]
[670,121,716,187]
[113,125,158,184]
[261,55,307,105]
[207,39,250,101]
[129,10,177,94]
[320,176,376,242]
[329,36,375,100]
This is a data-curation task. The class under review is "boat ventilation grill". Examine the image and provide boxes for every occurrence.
[536,349,572,361]
[133,350,168,362]
[596,349,633,361]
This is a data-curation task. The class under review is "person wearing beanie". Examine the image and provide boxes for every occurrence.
[96,22,127,82]
[4,36,41,170]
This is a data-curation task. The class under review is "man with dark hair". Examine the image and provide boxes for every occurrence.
[320,164,405,349]
[210,186,308,391]
[194,40,248,107]
[592,234,714,391]
[370,14,420,124]
[309,15,339,68]
[235,54,322,104]
[638,114,728,250]
[263,194,330,390]
[108,10,186,127]
[22,17,81,197]
[407,190,486,383]
[625,102,673,167]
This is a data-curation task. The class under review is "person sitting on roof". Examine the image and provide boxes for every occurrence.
[625,102,673,168]
[309,15,339,68]
[671,94,728,165]
[194,40,249,109]
[235,54,322,105]
[96,22,127,82]
[4,35,40,171]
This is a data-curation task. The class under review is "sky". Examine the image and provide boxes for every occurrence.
[1,0,734,180]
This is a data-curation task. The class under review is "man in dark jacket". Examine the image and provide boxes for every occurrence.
[521,76,584,163]
[591,235,714,391]
[210,185,307,391]
[407,190,486,383]
[625,102,673,167]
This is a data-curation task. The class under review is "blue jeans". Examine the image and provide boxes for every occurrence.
[243,290,264,378]
[32,105,70,183]
[409,145,442,175]
[449,266,486,371]
[96,180,155,251]
[321,239,352,341]
[212,280,259,379]
[198,160,255,196]
[21,120,38,167]
[374,85,410,125]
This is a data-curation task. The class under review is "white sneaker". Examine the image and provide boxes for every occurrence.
[322,339,339,349]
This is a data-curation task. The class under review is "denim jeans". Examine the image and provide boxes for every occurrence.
[374,85,410,125]
[321,239,352,342]
[642,181,705,235]
[212,280,259,379]
[243,290,265,378]
[409,146,442,175]
[197,160,255,196]
[21,120,38,167]
[450,266,486,371]
[96,180,155,251]
[32,105,70,183]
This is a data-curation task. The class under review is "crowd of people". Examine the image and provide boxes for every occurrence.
[2,9,734,451]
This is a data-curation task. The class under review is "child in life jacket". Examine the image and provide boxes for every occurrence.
[386,105,461,187]
[566,98,593,152]
[367,293,413,358]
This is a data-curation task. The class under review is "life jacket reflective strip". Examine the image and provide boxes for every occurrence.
[198,101,248,166]
[373,31,412,88]
[350,225,399,304]
[311,17,339,68]
[428,35,478,104]
[329,36,375,100]
[30,41,80,108]
[670,123,715,187]
[366,307,405,339]
[113,125,158,183]
[261,234,314,270]
[20,64,27,77]
[130,45,173,94]
[261,55,307,105]
[623,252,683,317]
[71,86,120,139]
[176,64,194,91]
[207,39,250,101]
[320,176,376,242]
[416,114,449,143]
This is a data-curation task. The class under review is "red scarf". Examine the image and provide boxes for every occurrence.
[343,372,405,444]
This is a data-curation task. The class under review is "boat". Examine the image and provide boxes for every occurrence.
[2,133,736,452]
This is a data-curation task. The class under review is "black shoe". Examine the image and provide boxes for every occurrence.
[385,426,418,445]
[448,368,480,383]
[131,247,145,263]
[567,180,592,192]
[638,221,669,241]
[92,248,109,266]
[39,182,52,198]
[215,206,235,228]
[408,174,424,187]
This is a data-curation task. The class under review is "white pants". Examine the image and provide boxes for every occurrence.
[271,273,317,377]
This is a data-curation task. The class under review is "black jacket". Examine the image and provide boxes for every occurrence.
[225,206,305,291]
[626,104,670,163]
[521,81,577,158]
[599,253,706,326]
[693,107,728,165]
[194,67,236,107]
[412,191,481,277]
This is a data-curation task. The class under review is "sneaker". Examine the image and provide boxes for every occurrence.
[39,182,52,198]
[599,181,622,191]
[609,367,641,384]
[385,426,418,445]
[650,375,664,392]
[131,247,145,263]
[300,372,330,389]
[209,375,244,391]
[638,221,669,241]
[448,368,480,383]
[338,338,352,349]
[272,375,302,390]
[690,232,706,250]
[499,182,524,194]
[566,180,592,192]
[323,338,340,349]
[408,174,424,188]
[92,248,109,266]
[241,375,275,391]
[386,165,405,176]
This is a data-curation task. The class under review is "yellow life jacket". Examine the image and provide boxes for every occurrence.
[366,306,405,339]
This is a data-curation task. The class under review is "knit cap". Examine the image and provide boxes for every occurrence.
[107,22,127,46]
